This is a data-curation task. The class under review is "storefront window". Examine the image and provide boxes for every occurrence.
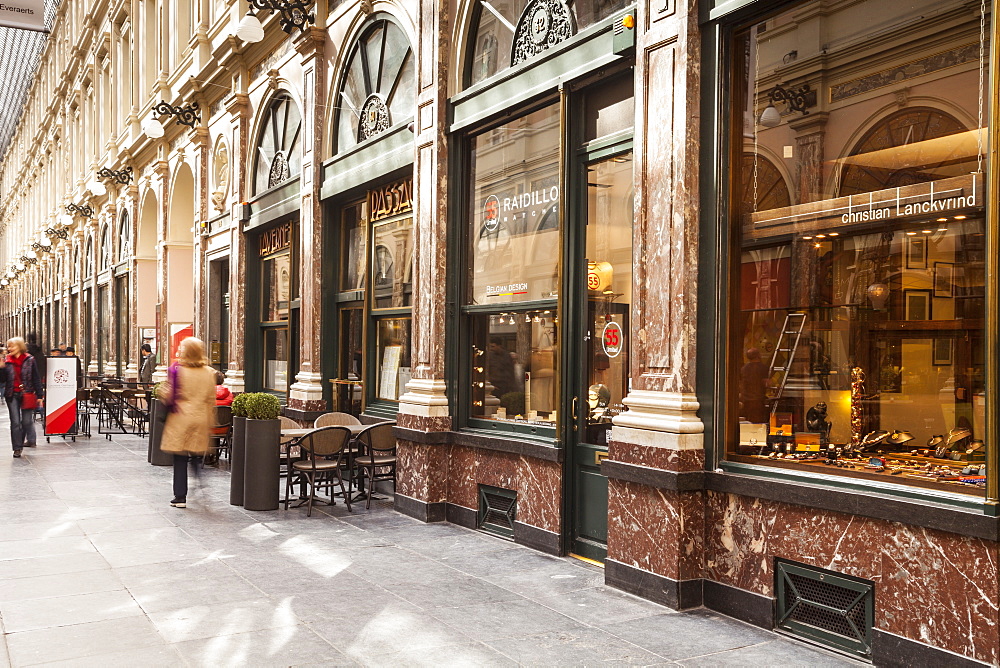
[374,318,412,401]
[372,216,413,308]
[728,0,990,495]
[467,104,560,425]
[262,252,291,322]
[263,327,288,393]
[340,201,366,292]
[467,0,631,87]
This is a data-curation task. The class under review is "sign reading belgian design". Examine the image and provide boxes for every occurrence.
[0,1,47,32]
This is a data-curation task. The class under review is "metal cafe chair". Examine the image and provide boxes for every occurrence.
[283,426,353,517]
[209,405,233,463]
[313,411,361,428]
[353,422,398,509]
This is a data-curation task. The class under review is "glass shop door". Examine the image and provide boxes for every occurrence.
[568,151,634,561]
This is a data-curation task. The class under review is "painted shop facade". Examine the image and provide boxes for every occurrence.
[0,0,998,664]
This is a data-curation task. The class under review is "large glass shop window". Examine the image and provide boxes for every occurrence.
[260,223,293,394]
[729,0,990,495]
[467,104,560,425]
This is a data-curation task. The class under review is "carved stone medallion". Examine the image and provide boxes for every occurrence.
[268,151,290,189]
[358,94,391,141]
[511,0,575,67]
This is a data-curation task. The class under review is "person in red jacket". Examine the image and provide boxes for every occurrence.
[5,337,44,457]
[215,372,234,406]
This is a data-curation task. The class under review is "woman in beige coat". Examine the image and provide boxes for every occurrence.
[160,337,217,508]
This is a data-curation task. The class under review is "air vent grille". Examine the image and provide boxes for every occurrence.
[775,559,874,659]
[478,485,516,539]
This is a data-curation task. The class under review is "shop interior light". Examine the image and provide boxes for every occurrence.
[954,215,967,220]
[828,232,839,236]
[938,228,948,232]
[236,12,266,42]
[922,229,933,234]
[905,231,917,235]
[937,217,948,222]
[142,116,165,138]
[816,234,826,238]
[802,236,813,240]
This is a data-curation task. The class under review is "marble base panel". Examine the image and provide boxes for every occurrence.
[396,440,449,504]
[607,479,704,582]
[393,493,447,522]
[608,439,705,472]
[397,413,452,432]
[704,490,1000,665]
[285,397,327,412]
[447,445,562,534]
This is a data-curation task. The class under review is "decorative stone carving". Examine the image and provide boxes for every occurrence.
[511,0,575,67]
[268,151,290,188]
[211,140,229,212]
[358,94,390,141]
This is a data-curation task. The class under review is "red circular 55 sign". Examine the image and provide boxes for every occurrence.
[602,321,624,358]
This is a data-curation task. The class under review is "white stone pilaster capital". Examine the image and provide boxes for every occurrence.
[398,378,449,418]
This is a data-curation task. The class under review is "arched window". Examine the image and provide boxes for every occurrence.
[334,18,414,154]
[99,224,112,271]
[741,153,792,213]
[253,95,302,195]
[466,0,629,88]
[838,107,967,197]
[117,211,131,263]
[84,237,94,277]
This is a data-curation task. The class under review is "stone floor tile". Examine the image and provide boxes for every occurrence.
[602,610,777,661]
[0,553,112,582]
[390,573,525,610]
[486,627,671,666]
[429,598,589,643]
[676,638,868,667]
[0,589,145,633]
[4,616,166,666]
[146,596,301,643]
[27,643,185,667]
[171,625,355,668]
[76,512,176,534]
[0,521,83,543]
[532,585,673,626]
[307,605,476,658]
[0,536,96,562]
[0,568,123,604]
[360,642,518,668]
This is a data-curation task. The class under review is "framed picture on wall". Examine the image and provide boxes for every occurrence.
[933,262,954,298]
[904,289,932,321]
[933,338,953,366]
[905,236,928,269]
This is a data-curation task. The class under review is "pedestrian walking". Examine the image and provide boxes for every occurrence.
[5,337,43,458]
[158,337,216,508]
[139,343,156,384]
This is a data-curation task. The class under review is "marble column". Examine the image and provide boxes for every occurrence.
[224,91,250,393]
[152,158,170,382]
[287,27,328,413]
[192,126,211,342]
[394,0,454,515]
[124,186,140,380]
[605,0,706,602]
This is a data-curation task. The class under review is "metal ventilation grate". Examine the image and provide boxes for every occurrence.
[775,559,874,659]
[478,485,516,539]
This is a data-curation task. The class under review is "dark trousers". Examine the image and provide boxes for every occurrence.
[172,455,202,500]
[6,394,35,450]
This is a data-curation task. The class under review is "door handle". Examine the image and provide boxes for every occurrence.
[571,396,578,431]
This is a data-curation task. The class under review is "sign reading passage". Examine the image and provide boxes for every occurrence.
[0,1,46,33]
[602,321,624,358]
[45,357,77,435]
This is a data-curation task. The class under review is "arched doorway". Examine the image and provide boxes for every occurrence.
[166,164,196,364]
[137,191,159,370]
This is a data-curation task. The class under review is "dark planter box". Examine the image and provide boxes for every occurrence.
[147,399,173,466]
[230,416,247,506]
[243,418,280,511]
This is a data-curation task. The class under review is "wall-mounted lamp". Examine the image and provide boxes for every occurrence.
[46,224,70,240]
[20,253,37,265]
[98,166,133,185]
[759,82,818,128]
[86,179,107,197]
[237,0,315,38]
[146,100,201,133]
[66,203,94,218]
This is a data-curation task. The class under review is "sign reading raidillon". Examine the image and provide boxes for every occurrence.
[0,0,47,32]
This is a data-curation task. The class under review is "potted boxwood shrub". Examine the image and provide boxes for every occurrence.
[229,392,250,506]
[147,381,173,467]
[242,393,282,511]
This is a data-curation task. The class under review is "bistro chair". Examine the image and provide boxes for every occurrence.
[284,426,353,516]
[209,405,233,463]
[353,422,397,509]
[313,411,361,428]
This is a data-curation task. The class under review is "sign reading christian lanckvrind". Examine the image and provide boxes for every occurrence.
[0,1,48,33]
[45,357,77,435]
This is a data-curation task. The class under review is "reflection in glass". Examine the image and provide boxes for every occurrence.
[372,217,413,309]
[340,201,366,292]
[262,252,291,322]
[468,104,560,305]
[730,0,989,495]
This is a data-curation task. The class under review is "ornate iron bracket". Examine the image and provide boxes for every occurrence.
[66,203,94,218]
[20,255,36,265]
[249,0,315,34]
[768,83,817,116]
[45,225,70,240]
[153,100,201,128]
[98,166,134,185]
